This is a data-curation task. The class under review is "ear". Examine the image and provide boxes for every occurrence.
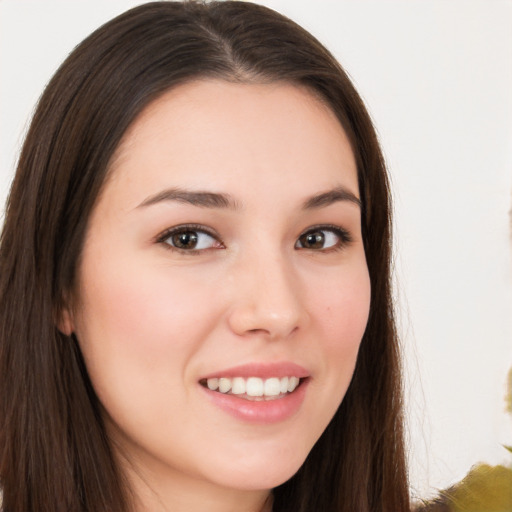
[56,292,75,336]
[57,307,75,336]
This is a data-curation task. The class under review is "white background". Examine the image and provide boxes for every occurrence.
[1,0,511,502]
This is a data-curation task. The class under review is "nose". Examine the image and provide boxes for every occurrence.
[226,251,308,340]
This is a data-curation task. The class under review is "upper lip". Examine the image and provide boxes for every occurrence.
[200,362,310,380]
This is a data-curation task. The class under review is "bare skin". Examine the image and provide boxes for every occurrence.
[62,81,370,511]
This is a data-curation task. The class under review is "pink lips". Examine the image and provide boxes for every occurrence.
[199,362,310,424]
[200,362,310,380]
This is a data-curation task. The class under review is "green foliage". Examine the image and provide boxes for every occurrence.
[416,367,512,512]
[438,367,512,511]
[440,463,512,512]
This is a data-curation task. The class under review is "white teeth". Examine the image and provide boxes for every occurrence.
[264,377,281,397]
[204,376,302,397]
[287,376,300,392]
[218,378,231,393]
[246,377,264,397]
[231,377,246,395]
[207,378,219,391]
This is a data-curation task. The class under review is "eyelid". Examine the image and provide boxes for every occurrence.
[156,223,224,252]
[296,224,353,250]
[155,223,352,253]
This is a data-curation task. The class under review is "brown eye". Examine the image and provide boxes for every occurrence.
[160,226,221,251]
[295,226,350,251]
[298,231,325,249]
[171,231,199,249]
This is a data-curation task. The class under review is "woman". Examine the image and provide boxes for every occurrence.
[0,2,409,511]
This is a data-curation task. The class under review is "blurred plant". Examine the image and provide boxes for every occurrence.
[416,367,512,512]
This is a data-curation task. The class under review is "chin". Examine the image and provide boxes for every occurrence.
[206,449,308,491]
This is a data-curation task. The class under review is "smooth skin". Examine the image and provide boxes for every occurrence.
[61,81,371,512]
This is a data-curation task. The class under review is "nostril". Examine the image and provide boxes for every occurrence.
[228,304,304,340]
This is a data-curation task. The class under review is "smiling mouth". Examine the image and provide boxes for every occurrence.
[199,376,304,401]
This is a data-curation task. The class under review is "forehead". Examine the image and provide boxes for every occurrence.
[106,80,358,208]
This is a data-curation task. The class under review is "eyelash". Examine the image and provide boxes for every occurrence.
[156,224,223,255]
[295,224,353,252]
[156,223,353,254]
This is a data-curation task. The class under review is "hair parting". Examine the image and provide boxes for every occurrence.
[0,2,409,511]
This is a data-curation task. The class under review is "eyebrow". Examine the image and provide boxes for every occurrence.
[137,185,361,211]
[302,186,361,209]
[137,188,240,210]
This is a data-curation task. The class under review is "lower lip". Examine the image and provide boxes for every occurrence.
[201,379,309,424]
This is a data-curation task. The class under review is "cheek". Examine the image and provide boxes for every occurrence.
[72,255,222,420]
[318,265,371,352]
[76,259,214,357]
[72,261,224,454]
[307,263,371,407]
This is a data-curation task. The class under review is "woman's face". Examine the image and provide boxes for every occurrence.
[66,81,371,501]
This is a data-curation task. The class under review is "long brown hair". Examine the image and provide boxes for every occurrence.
[0,2,409,511]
